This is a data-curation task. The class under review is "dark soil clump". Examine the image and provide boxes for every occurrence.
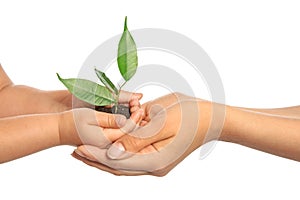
[95,105,131,119]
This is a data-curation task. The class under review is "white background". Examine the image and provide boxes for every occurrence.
[1,0,300,199]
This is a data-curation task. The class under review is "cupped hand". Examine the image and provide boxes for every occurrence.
[72,93,215,176]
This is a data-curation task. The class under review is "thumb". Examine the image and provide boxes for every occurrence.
[107,117,166,159]
[107,132,162,160]
[132,92,143,100]
[107,138,149,160]
[107,108,168,160]
[94,111,127,128]
[118,90,143,103]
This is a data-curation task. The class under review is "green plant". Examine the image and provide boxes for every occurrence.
[57,16,138,112]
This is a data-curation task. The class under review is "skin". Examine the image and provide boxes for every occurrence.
[74,93,300,176]
[0,64,142,163]
[2,63,300,176]
[0,65,72,117]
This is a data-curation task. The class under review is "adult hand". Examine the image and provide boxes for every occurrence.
[71,92,188,149]
[73,93,220,176]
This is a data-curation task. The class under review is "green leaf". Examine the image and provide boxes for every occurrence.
[117,16,138,81]
[57,73,116,106]
[94,68,119,95]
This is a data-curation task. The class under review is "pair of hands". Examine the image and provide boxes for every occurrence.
[17,81,206,176]
[0,65,206,174]
[4,84,207,176]
[69,92,208,176]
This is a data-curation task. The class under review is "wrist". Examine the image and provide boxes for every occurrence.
[196,101,230,146]
[218,105,235,143]
[44,90,72,112]
[58,110,81,146]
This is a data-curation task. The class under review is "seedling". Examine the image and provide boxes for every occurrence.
[57,16,138,118]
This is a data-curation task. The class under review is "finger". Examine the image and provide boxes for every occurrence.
[129,99,143,119]
[71,150,148,176]
[107,136,159,159]
[76,145,98,161]
[142,104,165,122]
[107,112,168,159]
[140,104,166,124]
[141,93,178,111]
[72,108,141,148]
[74,148,98,162]
[74,145,171,176]
[74,145,147,172]
[140,120,148,126]
[119,91,143,103]
[102,128,125,142]
[138,145,157,154]
[72,150,123,175]
[130,92,143,100]
[102,109,144,142]
[119,109,143,133]
[75,145,151,175]
[148,104,165,118]
[130,105,140,113]
[95,112,127,128]
[129,99,141,107]
[134,93,143,100]
[152,137,174,151]
[129,97,141,113]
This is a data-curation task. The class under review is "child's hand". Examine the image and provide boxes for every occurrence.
[58,108,143,147]
[58,91,144,147]
[118,90,143,114]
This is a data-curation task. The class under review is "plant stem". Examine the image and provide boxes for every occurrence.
[115,81,127,113]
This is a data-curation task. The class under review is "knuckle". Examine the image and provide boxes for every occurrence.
[98,139,111,149]
[106,115,114,127]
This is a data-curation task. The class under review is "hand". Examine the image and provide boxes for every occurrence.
[59,91,143,147]
[71,92,187,149]
[74,92,300,175]
[58,108,143,147]
[72,93,218,176]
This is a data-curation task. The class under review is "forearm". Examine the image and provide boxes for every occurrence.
[221,105,300,161]
[0,85,72,117]
[0,113,61,163]
[0,64,13,90]
[0,65,71,117]
[237,106,300,119]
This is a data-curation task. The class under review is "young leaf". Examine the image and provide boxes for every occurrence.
[117,16,138,81]
[94,68,119,95]
[57,73,116,106]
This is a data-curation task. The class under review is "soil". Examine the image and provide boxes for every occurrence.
[95,105,131,119]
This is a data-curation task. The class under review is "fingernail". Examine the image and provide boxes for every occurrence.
[116,115,126,127]
[107,142,125,159]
